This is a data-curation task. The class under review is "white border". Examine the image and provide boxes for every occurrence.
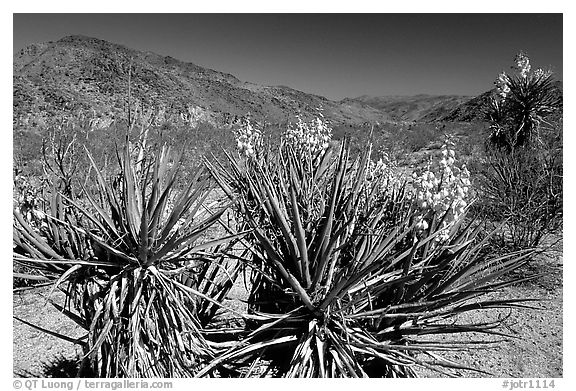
[3,4,572,388]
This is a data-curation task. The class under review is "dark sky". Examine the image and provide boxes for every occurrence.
[13,14,563,100]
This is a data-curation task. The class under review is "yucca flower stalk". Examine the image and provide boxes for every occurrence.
[285,113,332,157]
[234,118,263,159]
[412,136,471,241]
[13,141,244,377]
[204,138,536,378]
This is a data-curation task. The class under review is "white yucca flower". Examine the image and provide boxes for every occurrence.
[533,67,552,79]
[412,137,471,241]
[495,72,511,99]
[285,113,332,157]
[234,118,263,158]
[514,52,531,78]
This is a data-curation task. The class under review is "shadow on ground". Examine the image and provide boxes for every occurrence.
[15,354,97,378]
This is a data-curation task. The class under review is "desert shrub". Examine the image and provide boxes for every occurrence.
[166,122,238,167]
[203,117,533,378]
[41,124,85,199]
[13,128,45,178]
[477,125,562,252]
[14,105,241,199]
[401,123,440,152]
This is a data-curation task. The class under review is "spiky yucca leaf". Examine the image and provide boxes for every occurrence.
[13,189,95,281]
[204,139,535,378]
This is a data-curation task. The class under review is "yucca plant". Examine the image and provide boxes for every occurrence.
[486,52,561,151]
[203,138,535,377]
[13,140,244,377]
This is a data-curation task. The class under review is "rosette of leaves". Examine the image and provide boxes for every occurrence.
[13,142,244,377]
[203,139,535,377]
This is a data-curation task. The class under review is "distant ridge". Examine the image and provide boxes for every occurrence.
[13,35,562,128]
[343,95,472,122]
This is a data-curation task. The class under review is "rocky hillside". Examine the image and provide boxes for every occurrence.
[13,35,392,128]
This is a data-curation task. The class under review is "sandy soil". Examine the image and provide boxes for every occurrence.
[415,253,563,377]
[13,289,85,377]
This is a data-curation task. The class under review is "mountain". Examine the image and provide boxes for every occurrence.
[433,90,494,122]
[343,95,472,122]
[15,35,560,130]
[13,35,393,128]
